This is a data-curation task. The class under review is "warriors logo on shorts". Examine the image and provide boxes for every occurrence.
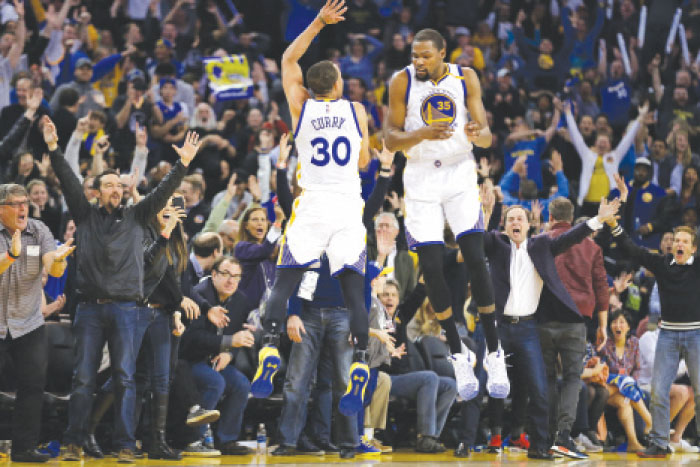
[420,93,457,126]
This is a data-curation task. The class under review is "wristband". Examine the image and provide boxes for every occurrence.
[277,161,288,170]
[379,167,392,174]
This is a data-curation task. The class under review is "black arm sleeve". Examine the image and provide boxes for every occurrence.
[394,283,427,346]
[48,146,92,224]
[26,36,50,66]
[276,167,293,218]
[363,175,391,229]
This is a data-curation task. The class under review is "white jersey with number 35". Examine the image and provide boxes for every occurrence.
[294,98,363,195]
[403,63,473,162]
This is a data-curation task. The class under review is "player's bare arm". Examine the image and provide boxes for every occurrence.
[463,67,492,148]
[385,71,453,152]
[353,101,371,168]
[281,0,346,127]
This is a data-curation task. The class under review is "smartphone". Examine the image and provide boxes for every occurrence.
[171,196,185,210]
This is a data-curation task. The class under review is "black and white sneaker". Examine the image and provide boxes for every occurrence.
[551,434,588,459]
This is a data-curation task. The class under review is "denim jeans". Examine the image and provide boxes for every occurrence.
[0,325,47,452]
[390,371,457,437]
[649,328,700,448]
[499,318,549,450]
[135,309,172,396]
[190,361,250,443]
[277,306,357,448]
[64,302,144,450]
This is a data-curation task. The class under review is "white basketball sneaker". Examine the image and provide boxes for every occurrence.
[484,346,509,399]
[449,343,479,401]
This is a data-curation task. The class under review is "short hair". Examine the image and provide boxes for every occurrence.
[212,255,239,272]
[383,278,401,295]
[0,183,28,204]
[26,179,47,194]
[674,225,698,246]
[155,62,177,78]
[182,175,204,195]
[375,211,399,230]
[58,87,80,107]
[608,309,633,339]
[503,204,531,222]
[549,197,574,222]
[519,179,538,200]
[89,110,107,125]
[306,60,339,96]
[192,232,223,257]
[93,169,120,190]
[413,28,446,51]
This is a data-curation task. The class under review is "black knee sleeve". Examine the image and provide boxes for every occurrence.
[338,270,369,350]
[457,232,495,309]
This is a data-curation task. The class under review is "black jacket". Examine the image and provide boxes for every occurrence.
[49,146,186,301]
[181,277,251,363]
[143,228,183,311]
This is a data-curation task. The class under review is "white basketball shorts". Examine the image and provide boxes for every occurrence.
[277,190,367,276]
[403,156,484,249]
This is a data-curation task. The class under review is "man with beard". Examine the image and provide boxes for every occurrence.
[610,157,667,249]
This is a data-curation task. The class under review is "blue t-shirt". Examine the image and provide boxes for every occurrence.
[504,136,547,190]
[600,78,631,126]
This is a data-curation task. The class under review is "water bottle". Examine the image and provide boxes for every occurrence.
[256,423,267,455]
[203,426,214,449]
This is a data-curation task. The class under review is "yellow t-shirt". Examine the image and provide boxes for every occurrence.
[449,46,485,71]
[585,155,610,202]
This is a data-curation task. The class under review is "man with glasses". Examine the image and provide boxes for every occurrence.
[0,184,75,463]
[181,256,255,455]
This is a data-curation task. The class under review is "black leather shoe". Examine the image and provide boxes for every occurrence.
[271,445,296,456]
[339,447,355,459]
[297,434,324,455]
[84,434,104,458]
[317,440,340,453]
[527,448,555,460]
[219,441,252,455]
[11,448,50,463]
[454,442,470,458]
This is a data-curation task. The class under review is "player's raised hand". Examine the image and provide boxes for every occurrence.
[420,121,454,140]
[317,0,346,25]
[172,131,202,167]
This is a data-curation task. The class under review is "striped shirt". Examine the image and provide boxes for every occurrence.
[0,219,56,338]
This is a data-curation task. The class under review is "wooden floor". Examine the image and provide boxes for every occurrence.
[3,449,696,466]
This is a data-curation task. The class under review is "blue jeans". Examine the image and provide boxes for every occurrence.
[649,328,700,448]
[135,309,172,396]
[499,318,549,450]
[390,371,457,437]
[277,306,357,448]
[190,361,250,444]
[64,302,145,450]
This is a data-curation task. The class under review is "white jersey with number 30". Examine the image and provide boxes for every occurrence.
[294,98,363,195]
[403,63,473,162]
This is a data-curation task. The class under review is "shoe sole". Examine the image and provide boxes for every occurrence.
[182,451,221,457]
[551,445,588,459]
[637,453,668,458]
[451,355,479,401]
[339,363,369,416]
[251,350,281,398]
[186,410,221,426]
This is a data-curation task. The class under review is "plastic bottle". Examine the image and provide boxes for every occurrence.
[204,426,214,449]
[257,423,267,455]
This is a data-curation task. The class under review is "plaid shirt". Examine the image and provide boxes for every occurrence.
[598,335,641,380]
[0,219,56,339]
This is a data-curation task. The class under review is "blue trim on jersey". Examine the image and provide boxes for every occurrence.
[457,65,468,101]
[349,101,363,138]
[313,98,340,102]
[404,68,411,105]
[455,228,485,239]
[331,263,366,278]
[277,259,320,269]
[408,240,445,252]
[293,100,309,139]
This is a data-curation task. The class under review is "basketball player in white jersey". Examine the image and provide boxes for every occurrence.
[386,29,509,402]
[250,0,371,416]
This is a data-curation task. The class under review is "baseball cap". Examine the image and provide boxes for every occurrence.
[455,26,471,37]
[76,57,92,69]
[156,38,173,50]
[635,157,652,167]
[159,77,177,89]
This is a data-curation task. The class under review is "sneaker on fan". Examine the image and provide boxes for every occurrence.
[487,434,502,453]
[484,346,509,399]
[510,433,530,450]
[670,439,700,453]
[575,433,602,453]
[449,348,479,401]
[551,433,588,459]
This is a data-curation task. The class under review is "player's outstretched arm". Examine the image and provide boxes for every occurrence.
[282,0,346,120]
[385,72,453,152]
[464,67,492,148]
[353,102,371,168]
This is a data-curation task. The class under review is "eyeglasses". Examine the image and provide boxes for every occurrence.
[216,270,242,280]
[1,200,29,208]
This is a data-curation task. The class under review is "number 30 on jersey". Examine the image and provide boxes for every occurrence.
[310,136,352,167]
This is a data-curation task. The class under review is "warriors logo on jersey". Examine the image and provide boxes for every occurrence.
[421,93,457,126]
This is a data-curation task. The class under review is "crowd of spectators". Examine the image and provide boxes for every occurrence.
[2,0,700,462]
